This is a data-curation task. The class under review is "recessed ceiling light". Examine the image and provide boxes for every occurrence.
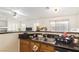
[54,8,58,12]
[53,8,59,13]
[46,7,60,13]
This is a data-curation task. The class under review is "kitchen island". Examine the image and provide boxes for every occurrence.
[19,31,79,52]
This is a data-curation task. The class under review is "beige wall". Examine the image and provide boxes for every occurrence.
[0,33,20,52]
[27,15,79,31]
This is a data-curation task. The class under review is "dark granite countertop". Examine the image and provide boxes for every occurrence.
[26,31,79,34]
[1,31,78,34]
[0,31,24,34]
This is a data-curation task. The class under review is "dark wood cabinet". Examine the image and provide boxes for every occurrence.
[20,39,30,52]
[30,41,40,52]
[40,43,55,52]
[20,39,55,52]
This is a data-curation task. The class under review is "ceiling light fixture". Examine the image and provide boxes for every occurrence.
[46,7,60,13]
[12,9,25,16]
[13,12,16,16]
[53,8,59,13]
[46,7,50,9]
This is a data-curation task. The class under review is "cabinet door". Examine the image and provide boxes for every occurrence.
[20,40,30,52]
[40,43,55,52]
[30,41,40,52]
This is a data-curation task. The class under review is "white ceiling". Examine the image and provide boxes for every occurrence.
[0,7,79,19]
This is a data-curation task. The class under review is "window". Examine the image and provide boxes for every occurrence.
[50,20,69,32]
[0,20,7,33]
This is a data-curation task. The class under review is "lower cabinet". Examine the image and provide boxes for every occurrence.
[20,39,30,52]
[20,39,55,52]
[40,43,55,52]
[30,41,40,52]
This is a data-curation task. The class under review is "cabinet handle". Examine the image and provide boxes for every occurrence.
[32,45,38,52]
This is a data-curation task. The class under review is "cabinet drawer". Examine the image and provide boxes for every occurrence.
[40,43,55,52]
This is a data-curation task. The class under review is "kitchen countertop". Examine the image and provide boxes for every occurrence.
[0,31,24,34]
[1,31,79,34]
[25,31,79,38]
[26,31,79,34]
